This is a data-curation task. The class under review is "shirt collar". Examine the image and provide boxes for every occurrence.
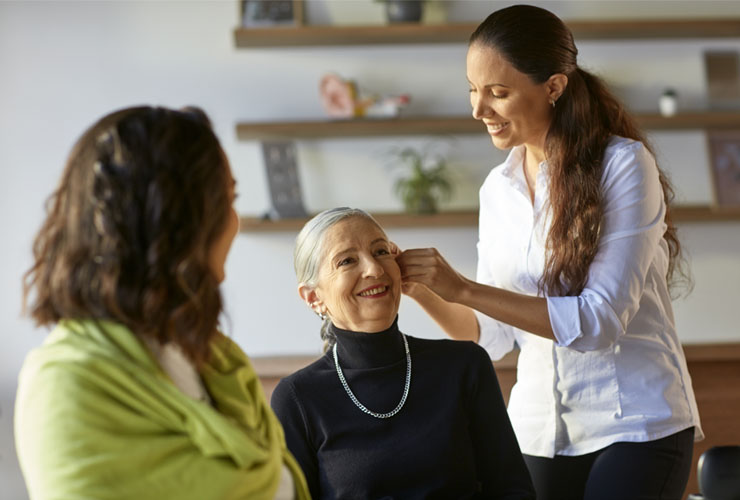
[500,145,526,179]
[499,146,551,203]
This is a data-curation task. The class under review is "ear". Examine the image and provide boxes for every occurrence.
[298,283,323,314]
[546,73,568,103]
[389,241,401,256]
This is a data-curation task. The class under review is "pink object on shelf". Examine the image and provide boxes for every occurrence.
[319,74,356,118]
[319,73,410,119]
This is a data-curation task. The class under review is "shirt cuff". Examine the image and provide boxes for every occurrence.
[546,295,582,347]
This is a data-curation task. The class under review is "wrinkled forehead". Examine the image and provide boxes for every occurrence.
[320,216,387,259]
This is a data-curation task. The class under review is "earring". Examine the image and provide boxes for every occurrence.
[550,99,556,108]
[311,302,327,321]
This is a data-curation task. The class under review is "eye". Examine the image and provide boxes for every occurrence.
[338,257,355,267]
[491,91,507,99]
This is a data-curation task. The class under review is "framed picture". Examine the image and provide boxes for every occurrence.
[241,0,303,27]
[707,130,740,207]
[703,50,740,110]
[261,141,308,219]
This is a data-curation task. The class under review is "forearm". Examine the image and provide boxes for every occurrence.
[398,247,554,341]
[459,278,555,341]
[407,285,479,342]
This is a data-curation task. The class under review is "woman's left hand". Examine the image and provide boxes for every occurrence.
[396,248,470,304]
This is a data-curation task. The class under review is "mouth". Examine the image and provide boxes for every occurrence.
[484,121,509,136]
[357,285,390,298]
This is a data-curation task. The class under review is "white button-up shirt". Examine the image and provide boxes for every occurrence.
[476,136,703,457]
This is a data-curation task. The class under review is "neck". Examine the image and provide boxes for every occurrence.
[524,143,546,169]
[330,316,404,369]
[332,317,395,334]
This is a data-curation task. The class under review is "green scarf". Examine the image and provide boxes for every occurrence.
[15,319,310,500]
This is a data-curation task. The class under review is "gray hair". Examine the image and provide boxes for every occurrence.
[293,207,381,349]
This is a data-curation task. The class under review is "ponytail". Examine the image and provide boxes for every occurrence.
[544,67,688,296]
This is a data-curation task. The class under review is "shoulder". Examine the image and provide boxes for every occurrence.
[601,136,658,192]
[19,323,111,391]
[280,353,333,383]
[406,338,497,400]
[16,331,134,440]
[271,354,332,407]
[18,346,91,405]
[482,161,508,184]
[407,336,491,367]
[480,147,521,193]
[603,136,655,176]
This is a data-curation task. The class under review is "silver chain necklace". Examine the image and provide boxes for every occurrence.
[332,334,411,419]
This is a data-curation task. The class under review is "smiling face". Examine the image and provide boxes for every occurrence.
[467,42,555,153]
[304,216,401,333]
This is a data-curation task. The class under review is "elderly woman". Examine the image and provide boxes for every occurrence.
[270,207,534,499]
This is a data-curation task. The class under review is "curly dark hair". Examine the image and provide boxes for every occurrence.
[470,5,690,297]
[23,105,232,363]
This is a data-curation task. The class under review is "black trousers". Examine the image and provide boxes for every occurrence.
[523,427,695,500]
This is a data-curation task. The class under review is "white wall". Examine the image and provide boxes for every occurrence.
[2,1,739,497]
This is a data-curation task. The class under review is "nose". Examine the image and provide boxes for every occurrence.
[361,255,384,278]
[471,93,491,120]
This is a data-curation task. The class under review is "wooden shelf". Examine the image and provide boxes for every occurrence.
[670,205,740,222]
[240,205,740,233]
[240,211,478,233]
[234,19,740,48]
[236,116,479,140]
[251,343,740,379]
[236,112,740,140]
[234,24,473,48]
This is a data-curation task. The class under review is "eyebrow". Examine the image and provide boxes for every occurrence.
[330,238,388,262]
[466,77,510,89]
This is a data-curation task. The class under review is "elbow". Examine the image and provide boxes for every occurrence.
[550,294,626,352]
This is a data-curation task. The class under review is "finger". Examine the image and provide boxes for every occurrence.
[399,263,434,280]
[398,248,438,259]
[389,241,401,256]
[397,254,442,269]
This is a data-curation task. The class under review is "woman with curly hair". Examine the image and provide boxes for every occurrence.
[15,106,309,500]
[397,5,702,500]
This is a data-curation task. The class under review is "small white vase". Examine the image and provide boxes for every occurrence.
[659,93,678,117]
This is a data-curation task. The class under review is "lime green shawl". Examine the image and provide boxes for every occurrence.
[15,319,310,500]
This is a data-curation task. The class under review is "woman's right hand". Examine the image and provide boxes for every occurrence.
[395,248,481,342]
[396,248,471,304]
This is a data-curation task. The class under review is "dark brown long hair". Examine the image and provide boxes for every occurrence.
[23,106,231,363]
[470,4,688,296]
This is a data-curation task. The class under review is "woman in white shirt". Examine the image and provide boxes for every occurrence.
[397,5,702,500]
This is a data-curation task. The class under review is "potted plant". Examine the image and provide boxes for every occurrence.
[389,146,452,214]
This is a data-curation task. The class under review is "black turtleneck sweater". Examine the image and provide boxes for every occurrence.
[270,318,535,499]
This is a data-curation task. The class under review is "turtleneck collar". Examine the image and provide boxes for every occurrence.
[330,316,405,370]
